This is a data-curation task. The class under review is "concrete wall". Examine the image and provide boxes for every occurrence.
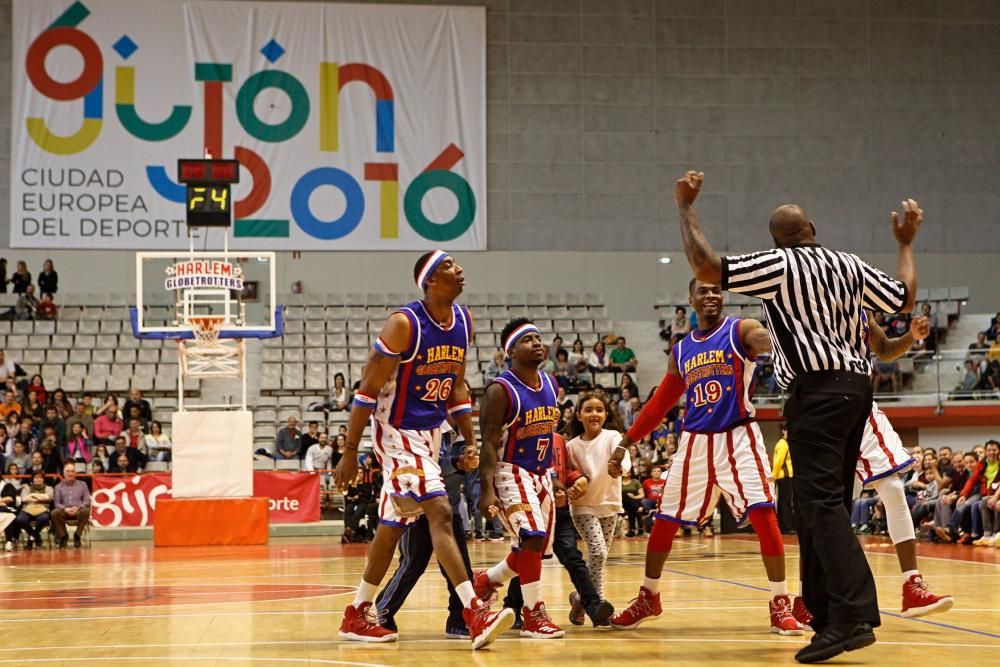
[3,0,1000,318]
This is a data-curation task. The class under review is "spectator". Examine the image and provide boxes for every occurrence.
[9,261,31,295]
[275,417,301,460]
[625,396,641,430]
[93,407,124,446]
[108,436,144,472]
[0,468,19,551]
[0,352,16,380]
[938,440,999,544]
[51,460,90,548]
[872,357,899,393]
[969,332,990,362]
[549,336,565,363]
[641,465,665,514]
[89,458,105,476]
[343,468,377,543]
[65,422,93,463]
[989,339,1000,362]
[36,294,57,321]
[65,402,94,438]
[139,420,169,462]
[670,306,691,346]
[8,439,29,472]
[124,418,146,455]
[329,373,350,412]
[92,443,110,472]
[300,421,321,458]
[620,373,639,401]
[772,424,796,534]
[50,389,73,420]
[27,375,47,406]
[919,303,938,350]
[976,484,1000,547]
[38,437,62,476]
[95,394,121,420]
[39,406,65,447]
[122,389,153,423]
[16,470,52,549]
[0,391,22,421]
[617,387,634,424]
[568,339,589,374]
[15,285,38,320]
[588,341,609,372]
[555,385,574,413]
[621,469,644,537]
[80,393,96,418]
[556,406,574,435]
[333,434,346,468]
[23,391,44,421]
[0,259,6,293]
[483,350,505,384]
[553,349,577,390]
[305,432,335,483]
[986,311,1000,342]
[37,259,58,298]
[26,451,44,479]
[14,417,37,454]
[931,453,968,536]
[539,346,556,373]
[610,337,638,372]
[5,413,21,440]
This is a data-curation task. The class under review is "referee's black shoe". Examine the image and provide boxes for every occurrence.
[795,622,875,663]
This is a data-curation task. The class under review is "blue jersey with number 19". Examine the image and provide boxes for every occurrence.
[674,316,756,433]
[492,370,559,475]
[375,300,471,430]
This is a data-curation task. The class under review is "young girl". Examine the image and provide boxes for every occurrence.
[565,391,630,603]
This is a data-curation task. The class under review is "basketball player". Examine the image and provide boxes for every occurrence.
[857,309,953,617]
[334,251,514,649]
[473,318,565,639]
[607,278,804,635]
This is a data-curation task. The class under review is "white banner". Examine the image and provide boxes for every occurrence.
[12,0,486,250]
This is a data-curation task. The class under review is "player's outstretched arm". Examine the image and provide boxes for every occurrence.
[333,313,408,489]
[739,319,772,358]
[675,170,722,284]
[891,199,922,313]
[477,382,509,519]
[869,310,929,362]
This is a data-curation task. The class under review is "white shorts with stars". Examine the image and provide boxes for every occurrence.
[494,462,554,557]
[371,419,446,528]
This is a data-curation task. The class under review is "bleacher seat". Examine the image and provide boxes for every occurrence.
[253,459,276,471]
[49,350,73,366]
[145,461,169,472]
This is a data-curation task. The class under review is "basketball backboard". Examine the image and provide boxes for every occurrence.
[133,251,278,338]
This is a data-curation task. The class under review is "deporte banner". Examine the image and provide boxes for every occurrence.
[12,0,486,250]
[91,471,322,527]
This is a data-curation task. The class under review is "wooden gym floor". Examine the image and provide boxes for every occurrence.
[0,533,997,666]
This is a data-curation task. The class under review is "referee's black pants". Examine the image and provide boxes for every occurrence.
[775,477,796,534]
[374,471,472,630]
[784,370,880,631]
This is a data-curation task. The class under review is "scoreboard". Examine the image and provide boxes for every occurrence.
[176,159,240,227]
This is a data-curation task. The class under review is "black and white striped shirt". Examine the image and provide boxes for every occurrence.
[720,244,909,390]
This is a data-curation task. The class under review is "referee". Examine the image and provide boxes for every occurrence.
[672,171,920,664]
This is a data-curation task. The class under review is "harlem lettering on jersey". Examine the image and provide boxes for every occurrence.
[493,371,559,475]
[673,317,756,434]
[416,344,466,378]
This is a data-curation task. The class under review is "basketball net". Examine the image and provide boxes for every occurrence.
[179,316,244,378]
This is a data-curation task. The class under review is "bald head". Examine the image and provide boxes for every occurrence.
[769,204,816,247]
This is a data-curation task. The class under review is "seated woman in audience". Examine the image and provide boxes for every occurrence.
[556,406,575,435]
[88,459,105,478]
[329,372,350,412]
[49,389,74,420]
[16,470,52,549]
[555,385,574,413]
[23,391,43,421]
[4,412,20,438]
[91,443,110,473]
[620,373,639,401]
[93,402,125,446]
[65,422,93,463]
[670,306,690,347]
[588,341,609,373]
[553,349,577,390]
[568,339,589,374]
[143,421,171,462]
[483,349,506,383]
[27,376,46,406]
[95,394,122,419]
[0,466,19,551]
[549,335,565,362]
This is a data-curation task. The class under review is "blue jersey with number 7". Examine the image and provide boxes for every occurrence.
[492,370,559,475]
[673,316,757,434]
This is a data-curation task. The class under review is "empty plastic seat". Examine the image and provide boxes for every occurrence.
[262,348,282,363]
[47,350,69,365]
[284,348,305,363]
[305,348,326,362]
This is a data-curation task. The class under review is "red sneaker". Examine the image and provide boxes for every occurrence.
[901,574,954,618]
[339,602,398,643]
[568,592,585,626]
[464,597,515,650]
[521,601,565,638]
[769,595,805,636]
[792,596,813,628]
[472,570,501,604]
[610,587,662,630]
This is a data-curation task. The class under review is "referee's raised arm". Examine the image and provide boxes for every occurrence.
[671,169,923,663]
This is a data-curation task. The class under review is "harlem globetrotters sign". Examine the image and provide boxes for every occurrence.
[164,260,244,291]
[12,0,486,250]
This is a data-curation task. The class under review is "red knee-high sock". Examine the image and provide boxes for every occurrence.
[748,507,784,558]
[506,550,519,571]
[517,548,542,584]
[648,518,679,554]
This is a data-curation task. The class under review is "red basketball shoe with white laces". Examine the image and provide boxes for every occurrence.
[769,595,805,635]
[610,587,662,630]
[901,574,953,618]
[520,602,565,639]
[339,602,398,643]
